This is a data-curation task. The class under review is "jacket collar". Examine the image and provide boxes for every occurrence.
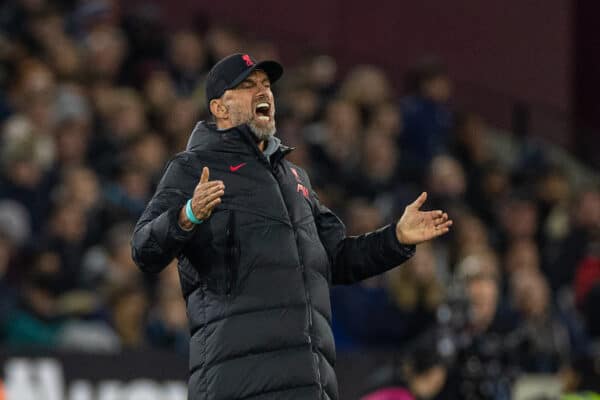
[186,121,294,161]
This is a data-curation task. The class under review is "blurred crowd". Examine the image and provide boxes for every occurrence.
[0,0,598,399]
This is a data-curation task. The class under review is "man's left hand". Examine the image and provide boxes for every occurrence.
[396,192,452,245]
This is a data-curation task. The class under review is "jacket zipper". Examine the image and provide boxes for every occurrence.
[225,210,238,296]
[247,135,323,396]
[267,159,323,397]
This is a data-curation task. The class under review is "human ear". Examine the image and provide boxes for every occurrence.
[210,99,228,119]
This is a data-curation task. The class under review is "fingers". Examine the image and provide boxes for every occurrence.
[204,197,222,212]
[195,181,224,195]
[191,167,225,219]
[193,185,225,208]
[201,187,225,205]
[200,166,209,184]
[429,210,452,237]
[434,219,453,233]
[194,180,224,196]
[192,188,225,219]
[409,192,427,210]
[432,212,448,225]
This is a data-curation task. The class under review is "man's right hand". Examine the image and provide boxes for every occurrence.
[179,167,225,230]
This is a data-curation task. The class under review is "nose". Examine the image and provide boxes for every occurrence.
[256,81,271,95]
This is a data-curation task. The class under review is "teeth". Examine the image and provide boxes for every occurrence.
[256,102,269,110]
[258,116,270,121]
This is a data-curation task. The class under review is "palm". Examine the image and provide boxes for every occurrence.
[396,192,452,245]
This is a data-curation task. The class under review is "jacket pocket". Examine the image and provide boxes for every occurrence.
[225,210,240,295]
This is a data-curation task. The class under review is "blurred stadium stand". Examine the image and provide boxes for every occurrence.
[0,0,598,399]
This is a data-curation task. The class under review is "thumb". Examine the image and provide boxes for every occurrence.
[409,192,427,210]
[200,166,209,184]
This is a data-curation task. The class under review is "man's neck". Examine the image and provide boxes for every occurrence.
[257,140,266,151]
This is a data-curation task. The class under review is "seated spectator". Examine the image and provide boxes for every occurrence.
[3,250,66,348]
[504,239,540,275]
[0,116,54,234]
[81,222,140,292]
[497,191,540,252]
[510,269,571,372]
[472,161,512,224]
[387,242,445,335]
[0,231,17,339]
[142,67,178,128]
[366,102,403,140]
[574,256,600,339]
[349,132,402,208]
[426,155,467,213]
[339,65,393,126]
[103,163,152,222]
[299,52,338,103]
[82,26,127,85]
[451,112,493,172]
[146,261,189,354]
[451,213,492,268]
[361,335,448,400]
[304,99,362,204]
[451,253,518,400]
[53,87,93,169]
[205,24,244,63]
[451,112,499,215]
[107,279,149,348]
[125,133,169,184]
[10,58,58,138]
[25,5,83,81]
[167,29,208,96]
[162,96,201,151]
[400,57,453,177]
[43,201,88,291]
[552,188,600,293]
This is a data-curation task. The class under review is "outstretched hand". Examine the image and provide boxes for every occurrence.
[396,192,452,245]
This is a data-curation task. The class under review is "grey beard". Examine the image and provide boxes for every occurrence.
[248,119,276,141]
[227,105,276,141]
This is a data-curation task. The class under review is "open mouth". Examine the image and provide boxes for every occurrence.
[255,102,271,121]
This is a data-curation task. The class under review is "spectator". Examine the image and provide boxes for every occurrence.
[400,57,453,177]
[82,25,127,84]
[387,242,446,337]
[452,253,517,400]
[146,261,188,354]
[361,336,448,400]
[304,99,362,199]
[426,155,467,213]
[351,132,402,208]
[510,269,571,372]
[554,188,600,293]
[43,202,88,291]
[107,279,148,348]
[575,256,600,338]
[142,67,178,127]
[339,65,393,126]
[167,29,207,96]
[0,118,53,234]
[0,232,17,338]
[4,250,66,348]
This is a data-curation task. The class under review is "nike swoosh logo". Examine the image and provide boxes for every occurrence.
[229,163,247,172]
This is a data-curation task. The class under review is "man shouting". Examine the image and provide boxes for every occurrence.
[131,53,452,400]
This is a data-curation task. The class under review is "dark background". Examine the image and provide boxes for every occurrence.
[137,0,598,166]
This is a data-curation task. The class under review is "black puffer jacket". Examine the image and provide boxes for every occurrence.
[131,122,415,400]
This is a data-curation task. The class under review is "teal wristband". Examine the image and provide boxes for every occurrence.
[185,199,203,225]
